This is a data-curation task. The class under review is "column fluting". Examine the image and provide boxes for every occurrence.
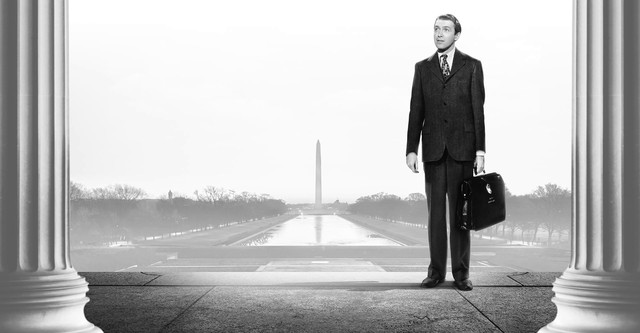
[541,1,640,331]
[0,1,102,332]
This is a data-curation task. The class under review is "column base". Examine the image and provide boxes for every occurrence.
[0,269,102,333]
[540,269,640,333]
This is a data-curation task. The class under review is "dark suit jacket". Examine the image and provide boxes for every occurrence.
[406,49,485,162]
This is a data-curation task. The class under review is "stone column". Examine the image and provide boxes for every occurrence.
[0,1,101,332]
[540,0,640,332]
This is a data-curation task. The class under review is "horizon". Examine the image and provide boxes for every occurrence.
[70,178,571,204]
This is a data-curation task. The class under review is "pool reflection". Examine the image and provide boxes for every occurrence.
[236,215,402,246]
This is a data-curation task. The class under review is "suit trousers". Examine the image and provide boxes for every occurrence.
[423,150,473,282]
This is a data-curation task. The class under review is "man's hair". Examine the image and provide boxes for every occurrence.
[435,14,461,34]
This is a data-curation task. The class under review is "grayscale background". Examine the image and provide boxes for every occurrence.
[68,0,573,273]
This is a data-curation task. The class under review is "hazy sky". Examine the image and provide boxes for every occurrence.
[69,0,572,204]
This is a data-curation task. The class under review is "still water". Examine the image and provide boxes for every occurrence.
[236,215,402,246]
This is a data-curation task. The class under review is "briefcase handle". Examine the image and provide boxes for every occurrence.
[460,172,499,198]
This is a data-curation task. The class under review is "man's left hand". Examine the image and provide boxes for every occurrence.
[474,155,485,175]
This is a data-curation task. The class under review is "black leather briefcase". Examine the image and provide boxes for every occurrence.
[456,172,506,231]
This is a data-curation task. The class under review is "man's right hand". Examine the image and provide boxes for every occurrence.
[406,152,419,173]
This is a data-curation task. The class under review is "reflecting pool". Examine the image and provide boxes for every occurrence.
[235,215,402,246]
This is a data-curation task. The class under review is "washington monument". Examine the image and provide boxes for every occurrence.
[315,140,322,208]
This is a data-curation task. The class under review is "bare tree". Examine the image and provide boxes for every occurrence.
[225,190,236,202]
[90,184,146,201]
[195,186,231,203]
[70,181,89,201]
[259,193,272,202]
[532,183,571,245]
[91,187,117,200]
[405,193,426,201]
[112,184,146,200]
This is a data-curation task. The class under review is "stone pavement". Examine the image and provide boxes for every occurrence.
[82,271,559,332]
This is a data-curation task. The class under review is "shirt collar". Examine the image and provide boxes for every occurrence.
[437,45,456,64]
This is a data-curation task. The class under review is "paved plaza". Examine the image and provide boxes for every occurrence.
[83,271,559,332]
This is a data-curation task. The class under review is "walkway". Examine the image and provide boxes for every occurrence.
[83,271,558,332]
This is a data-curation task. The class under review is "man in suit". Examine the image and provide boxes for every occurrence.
[405,14,485,291]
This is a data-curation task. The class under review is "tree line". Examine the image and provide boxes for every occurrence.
[70,182,287,246]
[348,183,571,247]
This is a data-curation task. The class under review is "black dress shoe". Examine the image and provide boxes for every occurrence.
[421,277,444,288]
[454,279,473,291]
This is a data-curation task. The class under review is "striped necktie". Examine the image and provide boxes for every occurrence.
[441,54,450,79]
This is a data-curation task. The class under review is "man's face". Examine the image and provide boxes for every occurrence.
[433,19,459,51]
